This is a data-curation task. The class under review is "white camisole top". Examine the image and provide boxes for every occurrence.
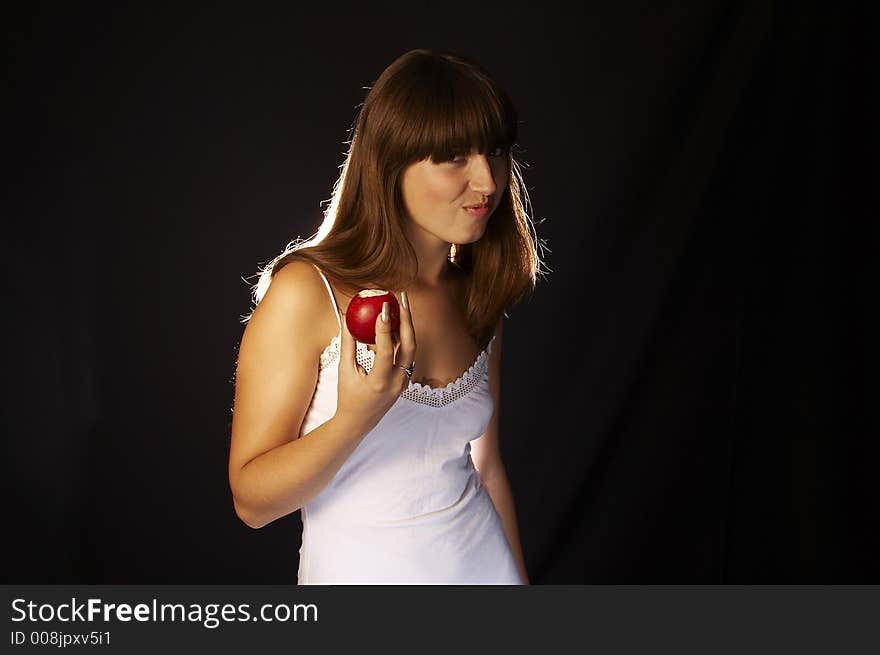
[296,264,524,584]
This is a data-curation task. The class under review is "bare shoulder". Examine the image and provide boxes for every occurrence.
[488,314,504,361]
[493,314,504,338]
[229,259,338,483]
[245,260,338,363]
[262,260,328,311]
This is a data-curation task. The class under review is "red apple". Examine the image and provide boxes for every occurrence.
[345,289,400,344]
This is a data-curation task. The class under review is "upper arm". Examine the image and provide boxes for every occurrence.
[470,316,504,483]
[228,260,330,497]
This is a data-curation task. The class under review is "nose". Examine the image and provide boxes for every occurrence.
[469,154,497,198]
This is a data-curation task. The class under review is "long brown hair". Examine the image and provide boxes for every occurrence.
[243,48,549,349]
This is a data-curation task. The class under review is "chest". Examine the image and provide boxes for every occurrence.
[367,290,482,389]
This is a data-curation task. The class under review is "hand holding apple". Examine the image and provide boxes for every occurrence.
[345,289,400,344]
[335,289,417,435]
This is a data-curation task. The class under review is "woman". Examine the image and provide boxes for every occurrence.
[228,49,545,584]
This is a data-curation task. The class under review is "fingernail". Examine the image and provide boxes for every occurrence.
[381,302,389,323]
[401,291,408,310]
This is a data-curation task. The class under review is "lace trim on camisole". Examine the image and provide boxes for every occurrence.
[319,334,495,408]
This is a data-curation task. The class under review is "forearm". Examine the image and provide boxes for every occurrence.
[482,467,530,585]
[231,413,369,529]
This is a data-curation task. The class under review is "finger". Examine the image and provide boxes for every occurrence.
[395,290,417,369]
[372,301,396,378]
[339,308,364,376]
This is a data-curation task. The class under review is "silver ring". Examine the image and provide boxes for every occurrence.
[398,361,415,378]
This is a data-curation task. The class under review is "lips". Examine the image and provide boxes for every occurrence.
[464,203,489,209]
[464,204,490,219]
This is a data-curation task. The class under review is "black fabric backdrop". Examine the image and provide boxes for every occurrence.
[5,2,876,583]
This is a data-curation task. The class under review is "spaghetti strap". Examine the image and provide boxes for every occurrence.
[311,263,342,332]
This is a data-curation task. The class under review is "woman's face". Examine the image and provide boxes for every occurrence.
[399,146,509,247]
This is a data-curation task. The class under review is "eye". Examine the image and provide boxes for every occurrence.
[446,147,507,164]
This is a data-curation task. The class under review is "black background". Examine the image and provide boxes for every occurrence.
[5,2,876,583]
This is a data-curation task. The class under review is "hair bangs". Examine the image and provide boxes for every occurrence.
[395,61,517,165]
